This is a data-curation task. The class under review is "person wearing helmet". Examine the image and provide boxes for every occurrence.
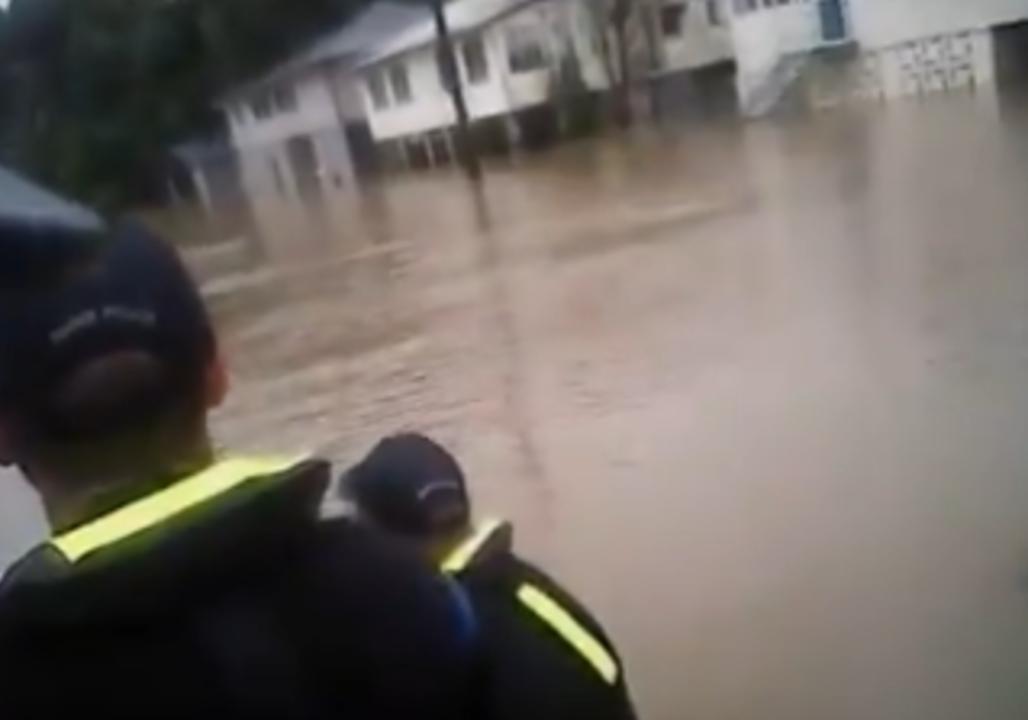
[344,432,637,720]
[0,203,476,719]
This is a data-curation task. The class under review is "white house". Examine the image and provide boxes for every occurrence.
[217,2,427,199]
[728,0,1028,115]
[355,0,614,166]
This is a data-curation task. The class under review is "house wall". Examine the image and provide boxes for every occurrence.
[846,0,1028,100]
[660,0,734,74]
[849,0,1028,49]
[328,65,372,123]
[224,67,362,197]
[868,30,996,99]
[228,72,338,149]
[362,45,459,141]
[728,0,1028,112]
[361,0,609,143]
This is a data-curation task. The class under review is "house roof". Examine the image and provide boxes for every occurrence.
[358,0,538,68]
[220,2,428,104]
[0,165,104,236]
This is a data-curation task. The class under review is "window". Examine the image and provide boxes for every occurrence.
[462,36,490,84]
[707,0,723,26]
[507,26,548,74]
[661,3,686,38]
[367,71,389,110]
[389,63,412,104]
[272,86,297,113]
[252,93,273,120]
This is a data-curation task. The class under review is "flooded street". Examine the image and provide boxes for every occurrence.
[6,89,1028,718]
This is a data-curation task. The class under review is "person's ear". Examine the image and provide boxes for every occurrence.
[204,351,230,410]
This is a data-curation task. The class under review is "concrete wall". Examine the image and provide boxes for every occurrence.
[850,0,1028,49]
[865,29,996,99]
[660,0,734,73]
[361,0,609,142]
[731,2,824,97]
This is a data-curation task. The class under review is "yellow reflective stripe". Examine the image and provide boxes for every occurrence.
[440,517,504,574]
[51,456,304,563]
[517,583,619,685]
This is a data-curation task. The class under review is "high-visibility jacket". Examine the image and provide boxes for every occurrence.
[0,457,476,720]
[442,519,637,720]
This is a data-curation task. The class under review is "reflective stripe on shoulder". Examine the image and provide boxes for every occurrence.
[516,583,619,685]
[440,517,504,574]
[50,455,305,564]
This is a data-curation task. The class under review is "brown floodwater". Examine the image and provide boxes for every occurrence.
[7,88,1028,719]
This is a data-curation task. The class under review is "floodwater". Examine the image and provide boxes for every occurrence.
[7,88,1028,718]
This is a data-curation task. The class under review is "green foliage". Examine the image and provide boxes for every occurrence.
[0,0,367,211]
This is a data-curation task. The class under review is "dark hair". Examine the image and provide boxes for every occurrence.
[0,245,212,484]
[14,349,209,484]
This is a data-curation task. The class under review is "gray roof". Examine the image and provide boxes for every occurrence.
[0,166,104,235]
[222,2,429,103]
[359,0,537,68]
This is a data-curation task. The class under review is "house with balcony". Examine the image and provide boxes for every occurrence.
[727,0,1028,116]
[216,2,427,199]
[355,0,613,168]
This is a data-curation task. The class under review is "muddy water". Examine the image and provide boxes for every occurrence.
[207,89,1028,720]
[5,89,1028,718]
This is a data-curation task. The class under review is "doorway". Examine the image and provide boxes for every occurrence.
[819,0,848,43]
[286,135,322,197]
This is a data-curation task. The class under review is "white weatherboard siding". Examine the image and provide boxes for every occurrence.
[364,46,460,140]
[362,0,608,143]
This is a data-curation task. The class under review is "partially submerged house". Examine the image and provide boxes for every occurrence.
[728,0,1028,116]
[355,0,614,168]
[216,2,428,199]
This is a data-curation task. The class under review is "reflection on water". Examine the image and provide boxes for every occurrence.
[211,89,1028,720]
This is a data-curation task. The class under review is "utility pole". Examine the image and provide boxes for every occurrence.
[431,0,482,180]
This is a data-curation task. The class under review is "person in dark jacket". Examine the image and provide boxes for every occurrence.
[343,433,637,720]
[0,217,474,720]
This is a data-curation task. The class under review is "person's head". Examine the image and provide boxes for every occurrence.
[343,433,471,563]
[0,219,228,521]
